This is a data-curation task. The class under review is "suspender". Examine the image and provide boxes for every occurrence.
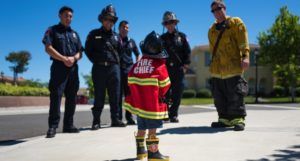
[211,28,226,64]
[211,19,230,64]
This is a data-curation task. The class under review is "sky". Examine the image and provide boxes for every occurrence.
[0,0,299,88]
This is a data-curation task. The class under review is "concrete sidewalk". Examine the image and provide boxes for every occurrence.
[0,104,300,161]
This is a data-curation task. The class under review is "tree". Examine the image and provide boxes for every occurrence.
[5,51,32,85]
[82,73,94,98]
[258,6,300,102]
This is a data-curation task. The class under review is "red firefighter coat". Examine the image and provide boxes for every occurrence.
[124,56,171,120]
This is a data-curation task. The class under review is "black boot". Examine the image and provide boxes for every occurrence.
[211,118,232,128]
[91,107,102,130]
[211,122,231,128]
[127,118,136,125]
[91,120,101,130]
[135,135,147,160]
[234,123,245,131]
[146,137,169,161]
[111,119,126,127]
[46,128,56,138]
[63,125,80,133]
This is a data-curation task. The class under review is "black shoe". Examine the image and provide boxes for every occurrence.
[63,126,80,133]
[163,118,170,122]
[91,123,101,130]
[211,122,231,128]
[170,117,179,123]
[111,119,126,127]
[234,124,245,131]
[126,118,136,125]
[46,128,56,138]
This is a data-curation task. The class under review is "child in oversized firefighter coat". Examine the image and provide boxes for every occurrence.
[124,31,171,161]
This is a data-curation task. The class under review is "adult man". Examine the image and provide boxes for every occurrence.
[118,20,140,125]
[161,11,191,123]
[208,0,250,131]
[42,6,82,138]
[85,4,126,130]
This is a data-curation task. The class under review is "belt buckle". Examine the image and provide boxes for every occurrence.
[105,62,108,66]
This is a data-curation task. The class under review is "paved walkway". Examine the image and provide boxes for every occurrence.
[0,104,300,161]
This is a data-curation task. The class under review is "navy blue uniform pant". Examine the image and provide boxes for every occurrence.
[48,62,79,128]
[92,64,121,123]
[167,66,185,118]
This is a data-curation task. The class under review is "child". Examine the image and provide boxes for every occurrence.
[124,31,171,161]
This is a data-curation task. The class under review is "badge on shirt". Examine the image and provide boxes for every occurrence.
[177,36,182,43]
[73,33,77,39]
[128,42,133,48]
[114,35,118,41]
[95,36,102,39]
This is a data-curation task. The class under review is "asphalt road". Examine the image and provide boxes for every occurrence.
[0,107,214,142]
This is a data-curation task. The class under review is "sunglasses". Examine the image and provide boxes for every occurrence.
[211,7,223,13]
[163,21,176,26]
[103,17,115,22]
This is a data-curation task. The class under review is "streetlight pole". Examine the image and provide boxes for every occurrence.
[254,49,259,103]
[0,71,4,83]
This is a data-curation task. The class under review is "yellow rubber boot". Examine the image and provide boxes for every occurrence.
[136,136,147,160]
[146,137,169,161]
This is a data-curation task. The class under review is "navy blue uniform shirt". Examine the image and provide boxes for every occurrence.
[161,30,191,66]
[85,27,123,64]
[120,36,140,67]
[42,23,82,61]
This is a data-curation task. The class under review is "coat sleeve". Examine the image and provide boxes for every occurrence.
[84,31,95,63]
[233,17,250,58]
[181,33,191,65]
[157,64,171,98]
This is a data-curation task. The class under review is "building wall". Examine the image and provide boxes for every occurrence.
[187,44,274,95]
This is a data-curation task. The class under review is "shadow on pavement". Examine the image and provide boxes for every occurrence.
[0,140,26,146]
[246,144,300,161]
[158,126,231,135]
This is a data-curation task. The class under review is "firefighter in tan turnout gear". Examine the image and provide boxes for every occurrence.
[208,0,250,131]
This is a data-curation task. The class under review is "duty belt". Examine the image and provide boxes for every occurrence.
[168,62,182,67]
[96,61,117,66]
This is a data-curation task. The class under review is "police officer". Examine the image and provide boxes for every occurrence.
[85,4,126,130]
[42,6,82,138]
[161,11,191,123]
[118,20,140,125]
[209,0,250,131]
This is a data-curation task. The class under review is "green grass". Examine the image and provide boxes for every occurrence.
[181,96,300,105]
[181,98,213,105]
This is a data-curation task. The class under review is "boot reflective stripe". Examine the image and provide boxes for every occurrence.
[159,77,171,87]
[230,118,245,126]
[137,153,147,160]
[218,118,231,126]
[138,142,145,147]
[135,136,147,160]
[124,102,168,120]
[128,77,158,86]
[148,159,170,161]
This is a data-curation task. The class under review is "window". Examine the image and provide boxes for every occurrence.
[250,51,256,67]
[204,51,211,67]
[205,78,211,89]
[248,78,255,95]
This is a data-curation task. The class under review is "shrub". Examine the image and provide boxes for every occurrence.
[0,84,49,96]
[182,89,196,98]
[271,85,285,97]
[296,87,300,96]
[196,89,212,98]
